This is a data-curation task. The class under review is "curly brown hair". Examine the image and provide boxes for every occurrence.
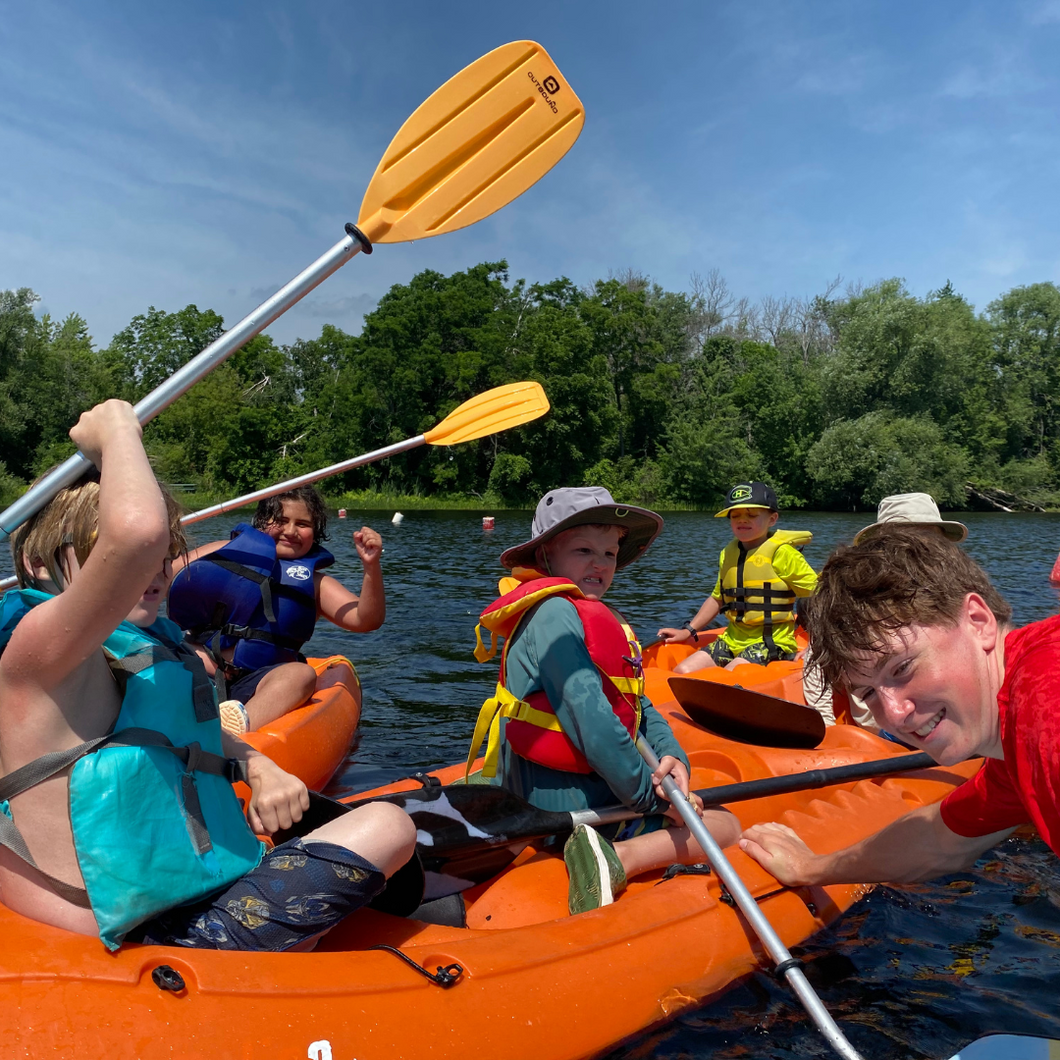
[805,527,1012,689]
[253,485,328,544]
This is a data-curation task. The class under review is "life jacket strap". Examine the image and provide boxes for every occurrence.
[202,556,278,624]
[0,727,244,908]
[0,811,91,908]
[465,683,563,781]
[219,624,304,651]
[109,638,219,724]
[473,623,498,663]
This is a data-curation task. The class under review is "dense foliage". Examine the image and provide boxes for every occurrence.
[2,267,1058,511]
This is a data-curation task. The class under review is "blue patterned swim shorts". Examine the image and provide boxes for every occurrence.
[129,838,386,951]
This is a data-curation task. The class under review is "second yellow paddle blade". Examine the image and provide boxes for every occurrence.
[424,381,549,446]
[358,41,584,243]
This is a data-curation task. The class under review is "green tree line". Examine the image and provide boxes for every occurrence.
[2,267,1059,511]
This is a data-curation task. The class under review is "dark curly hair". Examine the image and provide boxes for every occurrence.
[253,485,328,544]
[806,527,1012,689]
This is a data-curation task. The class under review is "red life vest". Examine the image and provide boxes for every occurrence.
[466,570,644,778]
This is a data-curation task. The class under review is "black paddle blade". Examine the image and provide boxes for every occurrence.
[668,676,826,749]
[273,783,574,896]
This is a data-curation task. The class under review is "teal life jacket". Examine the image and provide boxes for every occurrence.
[0,588,264,950]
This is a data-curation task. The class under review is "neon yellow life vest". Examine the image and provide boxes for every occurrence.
[718,529,813,637]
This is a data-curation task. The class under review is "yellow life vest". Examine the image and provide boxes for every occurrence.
[719,529,813,641]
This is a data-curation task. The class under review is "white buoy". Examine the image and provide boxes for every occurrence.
[391,512,404,525]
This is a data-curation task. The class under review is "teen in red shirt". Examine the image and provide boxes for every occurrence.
[737,529,1053,886]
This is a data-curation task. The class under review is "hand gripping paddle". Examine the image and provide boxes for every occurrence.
[0,41,583,542]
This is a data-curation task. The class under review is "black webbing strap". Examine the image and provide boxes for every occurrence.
[0,728,246,905]
[201,556,277,624]
[110,640,218,723]
[219,624,302,651]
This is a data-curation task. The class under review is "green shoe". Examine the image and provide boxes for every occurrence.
[564,824,627,915]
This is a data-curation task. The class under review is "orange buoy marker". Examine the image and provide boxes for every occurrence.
[338,509,347,519]
[482,516,495,530]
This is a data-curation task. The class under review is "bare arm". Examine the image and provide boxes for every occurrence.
[658,596,722,644]
[739,802,1017,886]
[317,526,385,633]
[3,401,170,693]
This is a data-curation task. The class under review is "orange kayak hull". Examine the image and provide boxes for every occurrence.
[0,684,977,1060]
[240,655,361,791]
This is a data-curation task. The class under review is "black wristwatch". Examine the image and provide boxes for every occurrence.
[682,621,699,643]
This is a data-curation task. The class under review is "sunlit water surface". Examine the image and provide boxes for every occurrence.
[5,508,1060,1058]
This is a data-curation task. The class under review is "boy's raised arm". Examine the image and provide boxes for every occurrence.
[4,401,170,692]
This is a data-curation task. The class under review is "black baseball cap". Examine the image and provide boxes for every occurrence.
[714,482,778,517]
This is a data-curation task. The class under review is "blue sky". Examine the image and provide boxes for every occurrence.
[2,0,1060,348]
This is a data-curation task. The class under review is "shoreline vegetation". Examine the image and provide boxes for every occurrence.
[3,267,1060,514]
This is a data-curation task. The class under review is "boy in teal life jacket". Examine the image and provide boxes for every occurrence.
[0,400,415,951]
[467,487,741,915]
[168,485,385,736]
[658,482,817,674]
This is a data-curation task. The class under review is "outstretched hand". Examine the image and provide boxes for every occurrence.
[739,822,820,887]
[353,526,383,566]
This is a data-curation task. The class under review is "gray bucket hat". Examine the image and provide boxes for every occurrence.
[499,487,663,570]
[854,492,968,545]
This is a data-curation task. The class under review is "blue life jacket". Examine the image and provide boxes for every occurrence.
[167,522,335,670]
[0,588,264,950]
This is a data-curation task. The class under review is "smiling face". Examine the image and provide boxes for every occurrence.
[262,499,316,560]
[844,594,1005,765]
[728,507,778,546]
[541,525,622,601]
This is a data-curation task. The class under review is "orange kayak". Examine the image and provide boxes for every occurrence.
[644,638,808,707]
[240,655,361,791]
[0,682,976,1060]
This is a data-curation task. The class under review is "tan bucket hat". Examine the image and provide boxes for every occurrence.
[499,487,663,570]
[854,493,968,545]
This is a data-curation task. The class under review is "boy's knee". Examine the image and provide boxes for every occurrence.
[314,802,417,878]
[368,802,417,857]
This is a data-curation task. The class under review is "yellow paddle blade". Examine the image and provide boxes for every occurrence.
[423,381,549,446]
[358,41,584,244]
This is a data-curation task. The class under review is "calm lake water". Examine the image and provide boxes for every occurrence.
[5,507,1060,1058]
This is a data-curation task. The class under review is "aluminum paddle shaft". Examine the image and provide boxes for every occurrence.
[182,435,422,526]
[0,225,371,543]
[635,737,866,1060]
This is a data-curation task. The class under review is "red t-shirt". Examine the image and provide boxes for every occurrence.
[940,614,1060,853]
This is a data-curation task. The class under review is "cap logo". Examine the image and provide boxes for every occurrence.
[731,486,751,501]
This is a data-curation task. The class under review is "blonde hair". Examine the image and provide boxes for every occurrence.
[11,476,187,592]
